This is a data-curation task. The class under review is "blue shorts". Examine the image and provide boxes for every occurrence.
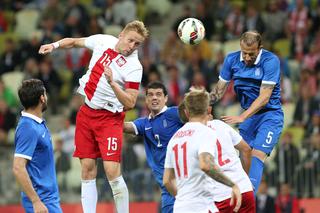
[161,191,175,213]
[239,109,284,155]
[23,202,62,213]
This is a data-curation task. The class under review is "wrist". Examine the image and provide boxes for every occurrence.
[52,42,59,49]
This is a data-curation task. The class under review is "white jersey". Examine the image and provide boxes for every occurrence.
[207,119,253,202]
[77,34,142,113]
[165,122,219,213]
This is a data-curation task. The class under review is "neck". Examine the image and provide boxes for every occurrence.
[188,115,207,125]
[24,107,43,119]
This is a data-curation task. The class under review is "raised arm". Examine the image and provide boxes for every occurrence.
[234,139,252,174]
[209,80,229,104]
[199,152,242,212]
[38,37,86,55]
[163,168,177,197]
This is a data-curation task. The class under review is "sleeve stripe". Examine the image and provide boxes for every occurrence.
[14,153,32,160]
[125,82,140,90]
[219,76,230,82]
[130,122,139,135]
[262,80,276,85]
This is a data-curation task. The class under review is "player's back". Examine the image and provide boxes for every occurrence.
[166,122,218,213]
[207,119,252,202]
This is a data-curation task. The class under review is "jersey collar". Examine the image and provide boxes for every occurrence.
[148,106,168,119]
[21,111,43,123]
[240,49,263,65]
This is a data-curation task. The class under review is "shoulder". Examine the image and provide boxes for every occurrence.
[226,51,241,61]
[86,34,118,48]
[261,49,280,62]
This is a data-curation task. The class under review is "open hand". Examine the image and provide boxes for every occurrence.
[221,115,245,124]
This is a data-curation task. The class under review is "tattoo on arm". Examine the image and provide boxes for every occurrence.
[202,153,235,187]
[210,81,228,104]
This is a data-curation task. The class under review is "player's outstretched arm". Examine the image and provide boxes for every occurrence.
[123,122,136,134]
[199,152,242,212]
[163,168,177,197]
[209,80,229,104]
[38,38,86,55]
[234,140,252,174]
[13,157,49,213]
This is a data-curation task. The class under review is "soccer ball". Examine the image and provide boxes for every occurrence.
[177,18,205,45]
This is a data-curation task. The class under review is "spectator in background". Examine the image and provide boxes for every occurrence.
[0,38,21,74]
[274,132,300,186]
[195,1,214,40]
[0,7,8,32]
[59,117,75,157]
[54,136,71,192]
[263,0,287,42]
[297,133,320,197]
[165,65,186,105]
[275,183,299,213]
[0,99,16,144]
[224,1,244,40]
[288,0,312,60]
[0,78,18,109]
[305,110,320,138]
[256,179,275,213]
[39,0,65,23]
[63,0,89,37]
[37,57,62,114]
[244,5,265,35]
[293,84,319,128]
[23,57,39,80]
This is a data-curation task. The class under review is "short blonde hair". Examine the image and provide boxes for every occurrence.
[184,89,209,118]
[123,20,149,38]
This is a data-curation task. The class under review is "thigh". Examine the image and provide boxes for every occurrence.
[239,117,257,148]
[215,199,233,213]
[162,193,175,213]
[95,112,125,162]
[252,111,284,155]
[73,105,100,159]
[238,191,255,213]
[46,202,63,213]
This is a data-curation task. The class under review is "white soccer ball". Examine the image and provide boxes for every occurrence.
[177,18,205,45]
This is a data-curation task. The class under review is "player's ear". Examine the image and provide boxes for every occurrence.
[164,95,168,103]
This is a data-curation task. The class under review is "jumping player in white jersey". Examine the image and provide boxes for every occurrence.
[163,90,242,213]
[38,20,149,213]
[178,99,255,212]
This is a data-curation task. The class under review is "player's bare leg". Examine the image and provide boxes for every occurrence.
[104,161,129,213]
[80,158,98,213]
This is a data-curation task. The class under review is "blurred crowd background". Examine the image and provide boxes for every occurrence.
[0,0,319,212]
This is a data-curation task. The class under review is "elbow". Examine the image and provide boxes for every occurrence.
[124,101,136,110]
[163,178,170,189]
[12,164,21,177]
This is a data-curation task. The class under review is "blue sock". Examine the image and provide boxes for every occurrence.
[249,156,264,195]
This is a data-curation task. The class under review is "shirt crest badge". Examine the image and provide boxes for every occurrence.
[163,119,167,128]
[116,56,126,67]
[255,68,261,76]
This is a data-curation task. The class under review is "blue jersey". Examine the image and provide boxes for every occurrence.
[132,106,183,207]
[219,49,282,110]
[14,112,60,208]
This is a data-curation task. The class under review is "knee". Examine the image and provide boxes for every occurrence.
[81,161,97,179]
[104,162,121,181]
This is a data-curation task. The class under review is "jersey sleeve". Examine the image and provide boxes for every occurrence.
[262,55,280,85]
[198,128,217,157]
[84,34,105,50]
[133,117,145,136]
[219,54,233,82]
[14,123,38,160]
[164,142,174,168]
